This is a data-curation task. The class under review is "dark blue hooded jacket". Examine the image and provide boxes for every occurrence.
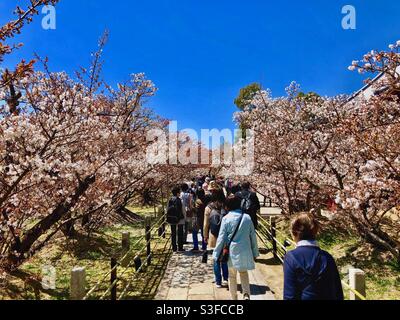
[283,246,344,300]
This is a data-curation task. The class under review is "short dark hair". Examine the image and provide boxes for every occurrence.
[225,195,242,212]
[241,181,251,190]
[196,188,205,200]
[181,183,189,192]
[231,184,242,194]
[172,186,181,196]
[211,189,226,203]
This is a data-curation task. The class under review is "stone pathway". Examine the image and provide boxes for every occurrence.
[155,236,275,301]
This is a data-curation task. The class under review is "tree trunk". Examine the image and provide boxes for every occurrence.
[61,215,77,239]
[4,175,95,270]
[349,212,400,262]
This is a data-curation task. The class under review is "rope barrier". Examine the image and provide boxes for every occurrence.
[258,214,296,247]
[99,222,168,300]
[341,280,367,300]
[257,214,296,250]
[83,211,168,300]
[83,233,149,300]
[118,231,172,300]
[118,227,170,299]
[119,231,171,300]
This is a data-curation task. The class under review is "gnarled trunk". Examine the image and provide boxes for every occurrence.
[349,212,400,263]
[3,175,95,270]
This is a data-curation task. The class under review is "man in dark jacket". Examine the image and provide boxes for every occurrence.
[167,186,185,252]
[283,214,343,300]
[235,181,260,229]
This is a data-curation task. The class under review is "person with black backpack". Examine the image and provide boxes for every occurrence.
[167,186,185,252]
[203,181,228,288]
[181,183,194,245]
[235,181,261,230]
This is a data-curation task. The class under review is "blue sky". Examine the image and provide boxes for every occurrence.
[1,0,400,137]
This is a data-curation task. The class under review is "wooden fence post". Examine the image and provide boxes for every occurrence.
[146,219,152,265]
[157,206,165,237]
[70,267,86,300]
[162,219,166,239]
[122,232,130,251]
[121,232,131,267]
[111,257,117,301]
[157,205,164,217]
[162,210,167,239]
[161,187,166,212]
[349,268,366,300]
[271,218,278,259]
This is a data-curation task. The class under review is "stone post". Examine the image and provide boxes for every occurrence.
[349,268,366,300]
[70,267,86,300]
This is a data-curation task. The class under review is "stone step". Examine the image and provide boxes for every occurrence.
[155,234,276,301]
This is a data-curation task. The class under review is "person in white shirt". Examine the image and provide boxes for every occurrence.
[202,177,211,194]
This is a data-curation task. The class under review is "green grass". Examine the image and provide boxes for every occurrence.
[126,205,159,218]
[0,206,171,300]
[318,230,400,300]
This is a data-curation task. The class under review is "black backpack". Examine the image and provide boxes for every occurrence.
[240,192,259,229]
[167,197,183,224]
[241,193,253,214]
[209,206,223,237]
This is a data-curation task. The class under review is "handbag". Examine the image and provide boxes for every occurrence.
[219,213,244,263]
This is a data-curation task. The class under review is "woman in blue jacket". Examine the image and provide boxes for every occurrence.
[213,195,259,300]
[283,213,344,300]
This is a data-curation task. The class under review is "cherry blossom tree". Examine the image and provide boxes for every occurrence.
[235,84,349,214]
[236,42,400,260]
[0,64,165,267]
[340,42,400,259]
[1,1,60,112]
[0,1,198,270]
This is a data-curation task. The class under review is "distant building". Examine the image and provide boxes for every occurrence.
[346,66,400,104]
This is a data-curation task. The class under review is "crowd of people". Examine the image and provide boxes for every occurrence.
[166,176,343,301]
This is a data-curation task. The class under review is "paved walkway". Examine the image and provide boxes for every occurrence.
[155,236,275,301]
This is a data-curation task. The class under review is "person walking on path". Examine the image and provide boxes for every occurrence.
[214,195,259,300]
[181,183,194,244]
[225,178,233,196]
[203,181,228,288]
[235,181,261,230]
[283,213,343,300]
[203,181,226,248]
[190,182,197,200]
[166,186,185,252]
[203,177,211,195]
[192,188,207,252]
